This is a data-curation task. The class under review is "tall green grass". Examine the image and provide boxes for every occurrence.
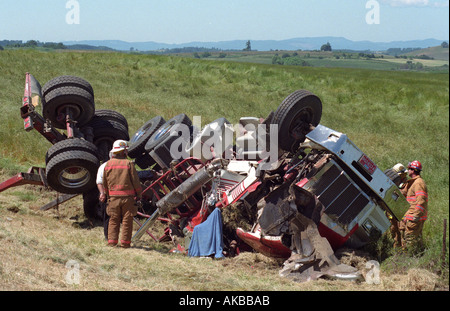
[0,49,448,277]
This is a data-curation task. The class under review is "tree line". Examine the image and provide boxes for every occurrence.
[0,40,67,50]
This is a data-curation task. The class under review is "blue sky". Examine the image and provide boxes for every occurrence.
[0,0,448,43]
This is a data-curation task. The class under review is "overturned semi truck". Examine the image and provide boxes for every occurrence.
[0,74,408,281]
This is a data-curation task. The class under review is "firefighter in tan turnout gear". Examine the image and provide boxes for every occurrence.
[399,160,428,252]
[98,140,142,248]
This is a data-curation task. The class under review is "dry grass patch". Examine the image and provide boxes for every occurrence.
[0,172,447,291]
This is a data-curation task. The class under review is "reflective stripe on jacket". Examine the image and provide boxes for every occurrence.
[401,176,428,222]
[103,158,142,197]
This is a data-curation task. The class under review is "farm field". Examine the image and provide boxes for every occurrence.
[0,49,448,291]
[183,48,449,72]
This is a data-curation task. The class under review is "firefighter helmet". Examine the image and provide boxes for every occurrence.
[408,160,422,172]
[110,140,129,154]
[393,163,406,174]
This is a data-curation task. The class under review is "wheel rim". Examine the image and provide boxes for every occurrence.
[154,122,175,140]
[288,107,315,139]
[130,129,146,143]
[130,122,153,143]
[58,166,91,189]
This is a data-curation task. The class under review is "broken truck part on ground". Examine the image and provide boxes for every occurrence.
[0,73,409,282]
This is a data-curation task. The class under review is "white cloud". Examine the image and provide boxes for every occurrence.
[381,0,449,7]
[431,0,449,7]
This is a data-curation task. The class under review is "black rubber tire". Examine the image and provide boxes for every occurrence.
[134,153,156,170]
[46,150,100,194]
[42,75,94,98]
[43,86,95,129]
[86,116,129,141]
[93,109,129,131]
[128,116,165,158]
[145,114,192,153]
[45,138,99,164]
[272,90,322,152]
[82,116,130,162]
[82,187,104,222]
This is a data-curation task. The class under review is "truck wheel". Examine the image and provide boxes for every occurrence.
[145,114,192,153]
[43,86,95,129]
[45,138,99,164]
[42,75,94,98]
[83,115,130,162]
[128,116,165,158]
[46,150,100,194]
[93,109,129,131]
[272,90,322,152]
[82,187,104,223]
[134,153,155,169]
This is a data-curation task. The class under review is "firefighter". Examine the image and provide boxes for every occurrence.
[393,163,408,187]
[388,163,407,248]
[98,140,142,248]
[398,160,428,253]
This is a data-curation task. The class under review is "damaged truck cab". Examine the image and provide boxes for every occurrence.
[298,124,406,250]
[238,123,408,257]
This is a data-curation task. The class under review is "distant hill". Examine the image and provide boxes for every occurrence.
[401,45,449,61]
[63,37,447,52]
[65,44,115,51]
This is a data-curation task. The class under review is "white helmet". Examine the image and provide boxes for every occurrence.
[392,163,406,174]
[110,140,129,154]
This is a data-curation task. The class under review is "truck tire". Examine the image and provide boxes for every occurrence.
[82,187,104,223]
[128,116,165,158]
[45,138,99,164]
[93,109,129,131]
[46,150,100,194]
[134,153,155,169]
[42,75,94,98]
[145,114,192,153]
[43,86,95,129]
[82,116,130,162]
[272,90,322,152]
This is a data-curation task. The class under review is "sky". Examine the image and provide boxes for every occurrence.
[0,0,448,43]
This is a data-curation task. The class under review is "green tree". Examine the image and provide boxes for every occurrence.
[244,40,251,51]
[271,54,283,65]
[441,41,449,48]
[320,42,332,52]
[26,40,38,47]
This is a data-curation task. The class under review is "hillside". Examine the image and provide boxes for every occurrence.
[0,49,448,291]
[402,46,450,61]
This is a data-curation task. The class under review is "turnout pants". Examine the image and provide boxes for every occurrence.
[400,219,425,250]
[106,196,137,246]
[391,219,425,252]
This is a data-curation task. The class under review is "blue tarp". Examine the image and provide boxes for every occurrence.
[188,208,224,259]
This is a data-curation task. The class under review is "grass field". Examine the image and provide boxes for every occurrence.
[184,49,449,72]
[0,49,448,291]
